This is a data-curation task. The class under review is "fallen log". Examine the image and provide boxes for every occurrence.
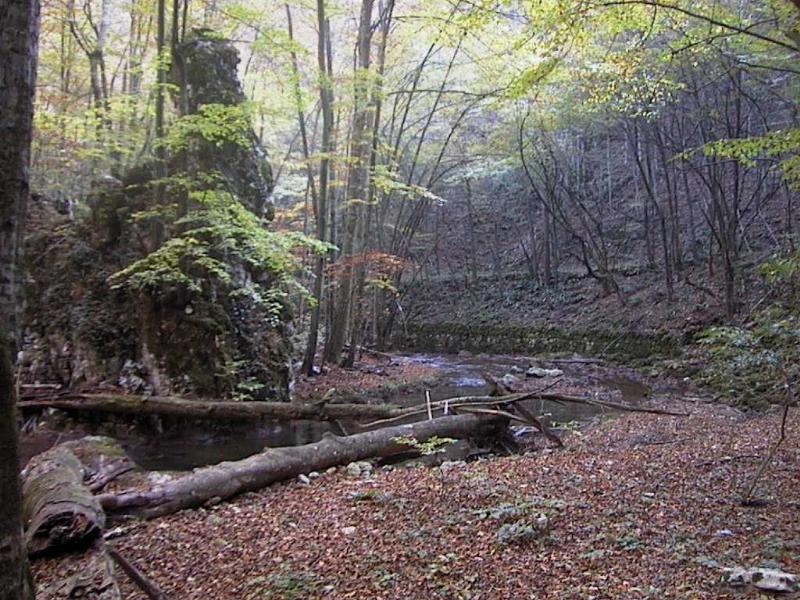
[18,393,404,422]
[22,444,105,556]
[19,389,685,429]
[98,413,507,520]
[531,392,689,416]
[44,540,121,599]
[61,436,141,493]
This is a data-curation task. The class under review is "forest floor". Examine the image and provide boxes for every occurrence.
[32,400,800,599]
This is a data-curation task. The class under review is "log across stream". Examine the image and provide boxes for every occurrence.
[18,352,658,471]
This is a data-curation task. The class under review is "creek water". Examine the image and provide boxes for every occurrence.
[19,352,651,471]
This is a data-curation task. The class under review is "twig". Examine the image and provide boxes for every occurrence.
[513,402,563,447]
[456,406,531,425]
[536,357,607,365]
[694,454,762,467]
[107,546,169,600]
[740,368,794,504]
[633,436,694,447]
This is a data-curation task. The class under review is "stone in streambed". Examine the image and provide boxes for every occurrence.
[500,374,521,391]
[526,366,563,378]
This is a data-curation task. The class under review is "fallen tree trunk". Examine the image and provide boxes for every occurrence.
[46,540,121,599]
[18,393,404,422]
[98,413,506,520]
[21,444,105,556]
[19,389,685,428]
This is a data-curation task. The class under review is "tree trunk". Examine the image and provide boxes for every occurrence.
[19,394,405,422]
[324,0,375,364]
[302,0,335,374]
[0,0,39,596]
[98,413,506,520]
[21,445,105,556]
[0,340,34,600]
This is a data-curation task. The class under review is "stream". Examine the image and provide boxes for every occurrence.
[18,352,652,471]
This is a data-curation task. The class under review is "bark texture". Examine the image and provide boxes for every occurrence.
[99,413,505,519]
[0,0,39,597]
[21,445,105,556]
[0,340,34,599]
[0,0,38,342]
[19,393,404,421]
[45,540,121,599]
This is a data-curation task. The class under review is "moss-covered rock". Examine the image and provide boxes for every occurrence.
[171,30,274,219]
[19,31,292,401]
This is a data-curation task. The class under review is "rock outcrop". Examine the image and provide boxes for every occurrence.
[20,32,291,400]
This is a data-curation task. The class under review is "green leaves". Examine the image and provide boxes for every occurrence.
[162,103,255,152]
[392,435,456,455]
[704,129,800,185]
[110,187,332,323]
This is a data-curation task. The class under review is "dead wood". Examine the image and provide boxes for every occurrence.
[22,444,106,556]
[97,413,507,520]
[18,393,404,422]
[45,540,121,599]
[108,546,169,600]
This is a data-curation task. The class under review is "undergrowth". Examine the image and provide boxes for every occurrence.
[696,252,800,408]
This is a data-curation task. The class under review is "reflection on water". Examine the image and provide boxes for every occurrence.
[21,417,342,472]
[123,419,341,471]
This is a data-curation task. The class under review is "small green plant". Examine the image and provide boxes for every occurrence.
[260,570,322,599]
[347,489,394,504]
[476,496,559,545]
[495,520,543,545]
[697,308,799,407]
[696,253,800,407]
[233,379,266,402]
[371,566,398,588]
[162,103,254,152]
[474,496,564,522]
[110,186,331,324]
[392,435,456,455]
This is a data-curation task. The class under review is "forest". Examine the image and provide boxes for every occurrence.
[1,0,799,598]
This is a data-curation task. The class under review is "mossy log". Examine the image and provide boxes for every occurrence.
[98,413,507,520]
[18,393,405,421]
[21,445,105,556]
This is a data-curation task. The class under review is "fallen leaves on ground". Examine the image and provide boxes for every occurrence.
[32,405,800,599]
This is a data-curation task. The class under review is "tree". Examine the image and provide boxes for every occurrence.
[0,0,40,596]
[323,0,376,364]
[301,0,334,375]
